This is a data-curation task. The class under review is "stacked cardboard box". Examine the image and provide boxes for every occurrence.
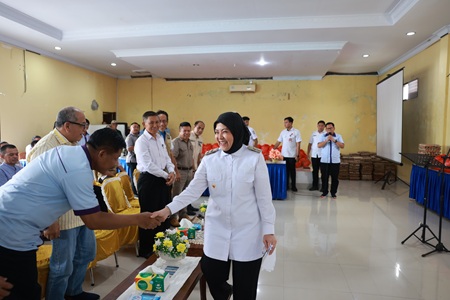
[418,144,441,156]
[339,152,395,181]
[338,162,349,179]
[361,161,374,180]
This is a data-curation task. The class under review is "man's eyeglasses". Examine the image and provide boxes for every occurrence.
[67,121,88,128]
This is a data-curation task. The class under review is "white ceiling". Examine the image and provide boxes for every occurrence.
[0,0,449,80]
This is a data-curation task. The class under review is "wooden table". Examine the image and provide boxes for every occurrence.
[104,243,205,300]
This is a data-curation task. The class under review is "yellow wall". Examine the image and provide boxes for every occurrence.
[380,35,450,182]
[117,76,378,155]
[0,45,117,151]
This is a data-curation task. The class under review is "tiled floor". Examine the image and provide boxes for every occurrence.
[83,180,450,299]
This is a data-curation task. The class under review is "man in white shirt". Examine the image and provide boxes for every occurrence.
[274,117,302,192]
[135,111,176,258]
[307,120,326,191]
[318,122,345,199]
[242,116,258,147]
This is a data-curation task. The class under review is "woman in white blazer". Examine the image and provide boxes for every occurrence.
[153,112,277,300]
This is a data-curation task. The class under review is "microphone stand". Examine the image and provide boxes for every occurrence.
[422,148,450,257]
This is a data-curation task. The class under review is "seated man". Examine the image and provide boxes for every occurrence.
[0,144,22,187]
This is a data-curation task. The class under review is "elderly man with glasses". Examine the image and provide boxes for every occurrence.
[28,106,100,300]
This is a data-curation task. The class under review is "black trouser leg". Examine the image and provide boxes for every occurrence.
[320,163,330,195]
[0,246,41,300]
[232,257,263,300]
[329,163,340,196]
[200,255,232,300]
[311,157,321,188]
[284,157,296,189]
[200,255,263,300]
[137,173,170,257]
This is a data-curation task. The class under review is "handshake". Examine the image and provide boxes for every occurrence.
[136,206,175,230]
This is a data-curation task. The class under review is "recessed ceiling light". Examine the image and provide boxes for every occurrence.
[256,58,268,66]
[193,64,200,67]
[362,54,370,58]
[406,31,416,36]
[111,63,117,67]
[54,46,61,50]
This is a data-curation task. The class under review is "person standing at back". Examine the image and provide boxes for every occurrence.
[172,122,195,219]
[242,116,258,147]
[274,116,302,192]
[135,111,176,258]
[307,120,326,191]
[125,122,141,195]
[190,120,205,172]
[318,122,345,199]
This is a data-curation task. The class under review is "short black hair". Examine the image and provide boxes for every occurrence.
[242,116,250,121]
[325,122,335,128]
[130,122,139,127]
[142,111,158,121]
[318,120,325,125]
[30,140,39,147]
[156,110,169,121]
[87,128,126,153]
[194,120,204,126]
[284,117,294,123]
[0,144,17,155]
[179,121,191,128]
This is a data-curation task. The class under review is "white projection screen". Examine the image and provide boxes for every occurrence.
[376,69,403,164]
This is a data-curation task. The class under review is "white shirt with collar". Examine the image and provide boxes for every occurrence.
[277,127,302,158]
[309,130,325,158]
[167,145,276,262]
[247,126,258,147]
[319,133,344,163]
[135,130,175,179]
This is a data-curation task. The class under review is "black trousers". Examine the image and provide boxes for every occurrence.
[311,157,321,188]
[137,172,170,257]
[320,163,340,196]
[284,157,297,189]
[126,162,138,195]
[200,254,262,300]
[0,245,41,300]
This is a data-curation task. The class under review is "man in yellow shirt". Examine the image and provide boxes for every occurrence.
[28,106,99,300]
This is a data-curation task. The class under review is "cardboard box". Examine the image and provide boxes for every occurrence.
[135,271,170,292]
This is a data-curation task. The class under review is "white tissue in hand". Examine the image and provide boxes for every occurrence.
[151,265,165,275]
[179,218,193,228]
[261,248,276,272]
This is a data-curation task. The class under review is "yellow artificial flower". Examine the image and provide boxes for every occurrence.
[200,207,206,213]
[153,244,157,252]
[155,232,165,238]
[176,243,186,253]
[163,240,173,248]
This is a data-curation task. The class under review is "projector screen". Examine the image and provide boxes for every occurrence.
[376,69,403,164]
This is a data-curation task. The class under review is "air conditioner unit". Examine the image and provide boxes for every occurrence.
[229,84,256,93]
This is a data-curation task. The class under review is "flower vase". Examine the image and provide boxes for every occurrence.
[158,253,186,262]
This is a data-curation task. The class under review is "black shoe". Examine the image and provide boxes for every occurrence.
[65,291,100,300]
[188,204,199,211]
[291,187,298,192]
[309,186,319,191]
